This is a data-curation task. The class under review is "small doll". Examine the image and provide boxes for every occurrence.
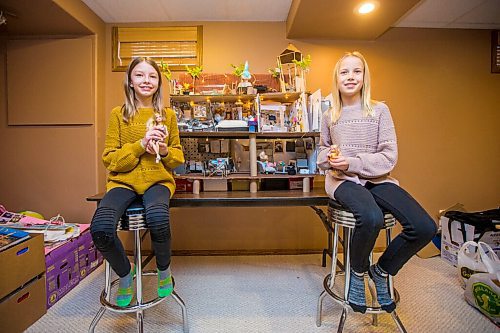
[147,113,167,163]
[329,144,341,177]
[328,144,340,161]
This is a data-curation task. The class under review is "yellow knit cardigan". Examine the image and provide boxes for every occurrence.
[103,106,185,196]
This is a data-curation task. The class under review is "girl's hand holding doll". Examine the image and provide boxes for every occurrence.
[328,145,349,171]
[146,141,169,158]
[142,125,166,148]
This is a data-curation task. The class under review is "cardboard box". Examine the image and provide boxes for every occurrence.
[440,215,500,266]
[0,233,45,299]
[45,239,80,309]
[0,275,46,333]
[77,230,103,281]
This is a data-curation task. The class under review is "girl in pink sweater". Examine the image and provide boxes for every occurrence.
[318,51,437,313]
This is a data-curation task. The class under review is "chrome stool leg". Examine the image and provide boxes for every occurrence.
[88,261,112,332]
[386,228,408,333]
[172,291,189,333]
[391,311,408,333]
[337,227,352,333]
[134,229,144,333]
[316,223,340,327]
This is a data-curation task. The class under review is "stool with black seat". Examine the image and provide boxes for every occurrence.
[316,199,407,333]
[89,199,189,333]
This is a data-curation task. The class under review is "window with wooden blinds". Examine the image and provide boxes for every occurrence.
[112,26,203,71]
[492,30,500,73]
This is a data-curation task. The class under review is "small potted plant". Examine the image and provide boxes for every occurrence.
[292,54,311,92]
[159,60,173,93]
[185,65,203,94]
[182,82,192,95]
[230,63,245,78]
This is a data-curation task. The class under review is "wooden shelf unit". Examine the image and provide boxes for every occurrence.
[173,92,318,194]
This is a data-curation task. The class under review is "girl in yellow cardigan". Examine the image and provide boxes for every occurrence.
[90,57,184,307]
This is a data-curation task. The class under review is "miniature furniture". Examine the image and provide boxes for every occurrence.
[316,199,407,333]
[88,199,189,333]
[171,92,315,194]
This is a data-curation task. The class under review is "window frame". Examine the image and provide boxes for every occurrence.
[112,26,203,72]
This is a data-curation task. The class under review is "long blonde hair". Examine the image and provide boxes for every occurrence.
[121,57,164,123]
[330,51,374,123]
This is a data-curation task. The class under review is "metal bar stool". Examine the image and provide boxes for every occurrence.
[316,199,407,333]
[89,199,189,333]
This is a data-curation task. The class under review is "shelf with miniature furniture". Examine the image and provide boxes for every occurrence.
[179,131,320,138]
[175,173,317,180]
[170,92,302,104]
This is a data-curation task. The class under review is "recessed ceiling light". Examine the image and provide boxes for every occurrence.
[357,2,376,15]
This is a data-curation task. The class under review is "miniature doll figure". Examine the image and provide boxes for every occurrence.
[257,151,276,174]
[147,112,168,163]
[238,61,253,94]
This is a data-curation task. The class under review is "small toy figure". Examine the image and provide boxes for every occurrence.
[328,144,340,161]
[237,61,253,94]
[328,144,341,177]
[147,113,168,163]
[257,151,276,174]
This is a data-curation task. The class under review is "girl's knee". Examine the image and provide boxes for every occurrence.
[145,203,170,228]
[90,229,115,251]
[90,206,118,250]
[417,218,438,242]
[405,216,437,242]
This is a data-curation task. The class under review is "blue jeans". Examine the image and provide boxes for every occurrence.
[334,181,437,275]
[90,185,172,277]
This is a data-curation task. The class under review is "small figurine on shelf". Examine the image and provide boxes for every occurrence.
[276,161,287,174]
[237,61,253,94]
[146,112,168,163]
[257,151,276,174]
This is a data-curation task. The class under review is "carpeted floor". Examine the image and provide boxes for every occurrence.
[26,254,498,333]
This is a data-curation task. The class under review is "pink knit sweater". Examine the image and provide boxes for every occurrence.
[317,102,399,199]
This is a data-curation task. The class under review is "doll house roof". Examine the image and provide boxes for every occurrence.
[278,43,303,64]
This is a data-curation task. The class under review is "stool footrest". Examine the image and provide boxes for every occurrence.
[100,271,169,313]
[322,274,400,314]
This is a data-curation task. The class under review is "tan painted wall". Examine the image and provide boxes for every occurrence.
[1,19,498,252]
[0,1,106,223]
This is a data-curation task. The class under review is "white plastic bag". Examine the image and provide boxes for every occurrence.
[464,242,500,325]
[458,241,488,288]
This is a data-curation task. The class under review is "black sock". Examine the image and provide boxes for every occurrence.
[347,269,367,313]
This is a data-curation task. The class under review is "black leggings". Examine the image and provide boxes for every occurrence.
[90,185,172,277]
[334,181,437,276]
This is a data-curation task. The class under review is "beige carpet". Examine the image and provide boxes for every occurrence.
[26,255,498,333]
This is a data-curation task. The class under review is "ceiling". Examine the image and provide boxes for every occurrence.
[0,0,499,38]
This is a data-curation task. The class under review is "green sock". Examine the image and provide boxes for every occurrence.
[158,267,173,298]
[116,264,135,307]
